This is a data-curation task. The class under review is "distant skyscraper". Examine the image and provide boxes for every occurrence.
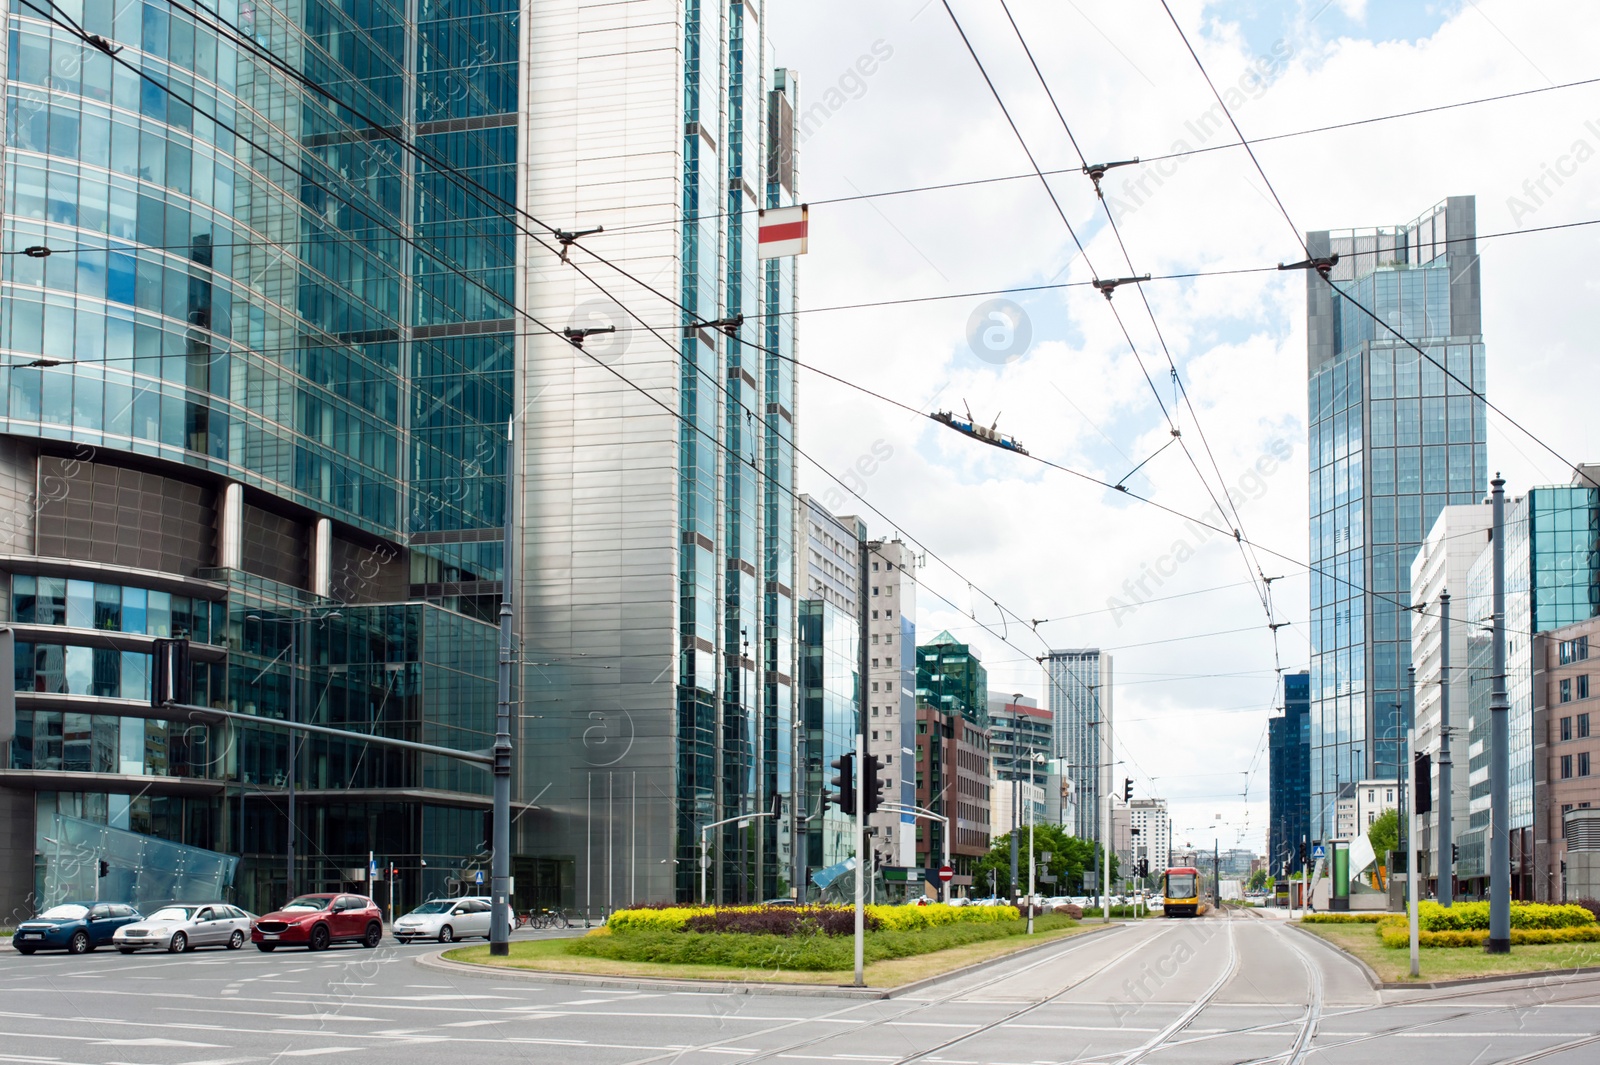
[1303,196,1487,844]
[1046,650,1113,841]
[1269,672,1311,879]
[518,7,802,904]
[865,538,917,872]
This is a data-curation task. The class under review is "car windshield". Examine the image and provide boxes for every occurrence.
[38,905,88,920]
[410,901,454,914]
[149,907,194,921]
[282,896,332,912]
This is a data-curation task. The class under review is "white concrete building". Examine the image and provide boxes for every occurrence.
[866,538,918,869]
[1128,799,1171,875]
[1411,504,1492,894]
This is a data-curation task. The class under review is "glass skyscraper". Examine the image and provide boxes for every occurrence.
[1303,196,1487,844]
[1269,671,1310,878]
[0,0,514,918]
[1046,649,1112,841]
[517,4,800,907]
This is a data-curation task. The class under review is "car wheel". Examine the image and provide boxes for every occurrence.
[362,922,382,949]
[168,932,188,954]
[67,930,91,955]
[15,946,34,955]
[308,924,330,952]
[438,925,454,944]
[256,943,275,952]
[228,930,245,950]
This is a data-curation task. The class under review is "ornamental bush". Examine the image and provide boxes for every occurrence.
[1412,901,1596,932]
[1301,913,1389,924]
[604,902,1020,937]
[683,907,877,936]
[1378,924,1600,949]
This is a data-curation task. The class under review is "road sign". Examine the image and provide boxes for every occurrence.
[1312,845,1326,861]
[475,870,484,885]
[369,859,377,878]
[938,864,954,883]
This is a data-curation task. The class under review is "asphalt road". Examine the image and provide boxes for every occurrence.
[3,911,1599,1065]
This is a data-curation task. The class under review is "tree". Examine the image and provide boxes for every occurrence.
[1368,809,1400,861]
[1247,868,1270,893]
[971,824,1117,897]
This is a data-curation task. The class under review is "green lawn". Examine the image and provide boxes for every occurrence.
[444,920,1105,988]
[1301,922,1600,983]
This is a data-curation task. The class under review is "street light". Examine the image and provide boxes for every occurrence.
[246,608,341,899]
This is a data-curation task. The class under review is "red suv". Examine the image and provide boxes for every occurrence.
[252,894,383,951]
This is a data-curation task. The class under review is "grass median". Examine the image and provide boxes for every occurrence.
[444,913,1101,988]
[1300,922,1600,983]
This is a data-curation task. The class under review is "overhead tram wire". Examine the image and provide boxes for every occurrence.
[1155,0,1581,476]
[993,0,1280,657]
[588,74,1600,238]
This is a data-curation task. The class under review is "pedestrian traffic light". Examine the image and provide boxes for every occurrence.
[98,860,108,878]
[862,754,886,816]
[1413,752,1432,816]
[1123,778,1133,803]
[828,753,855,813]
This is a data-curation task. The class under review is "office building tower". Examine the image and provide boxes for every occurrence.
[1045,649,1113,841]
[1269,671,1312,879]
[795,497,861,890]
[915,632,990,885]
[0,0,517,918]
[988,695,1052,786]
[1460,471,1599,897]
[1304,196,1487,844]
[866,537,916,872]
[1127,798,1170,876]
[1409,504,1492,895]
[516,6,801,906]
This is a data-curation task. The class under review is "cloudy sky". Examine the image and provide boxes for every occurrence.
[763,0,1600,854]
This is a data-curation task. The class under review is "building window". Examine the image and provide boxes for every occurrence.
[1583,753,1593,777]
[885,755,892,765]
[871,657,879,668]
[872,730,878,741]
[1562,679,1573,703]
[1581,713,1592,739]
[872,586,879,596]
[872,562,879,572]
[871,682,879,692]
[872,705,879,717]
[1563,717,1574,741]
[886,608,893,618]
[871,634,879,645]
[1561,637,1590,664]
[1562,755,1573,779]
[1367,790,1375,802]
[1581,676,1592,700]
[871,610,878,620]
[885,634,893,645]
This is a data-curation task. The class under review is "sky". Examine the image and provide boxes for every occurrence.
[762,0,1600,856]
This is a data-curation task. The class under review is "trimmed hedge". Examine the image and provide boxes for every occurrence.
[605,902,1020,936]
[683,907,878,936]
[1302,913,1389,924]
[1409,902,1596,932]
[570,912,1076,971]
[1379,924,1600,949]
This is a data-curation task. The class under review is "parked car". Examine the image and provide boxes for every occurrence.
[392,898,492,944]
[113,903,254,953]
[251,894,383,951]
[13,902,142,954]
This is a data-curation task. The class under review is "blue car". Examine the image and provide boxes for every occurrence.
[12,902,143,954]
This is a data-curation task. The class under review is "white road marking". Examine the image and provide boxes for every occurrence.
[90,1038,225,1048]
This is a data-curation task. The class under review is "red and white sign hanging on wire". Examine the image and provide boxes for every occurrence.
[757,205,809,259]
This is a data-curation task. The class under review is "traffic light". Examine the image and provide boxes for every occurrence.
[150,637,192,706]
[862,754,887,816]
[1414,752,1433,816]
[828,753,855,813]
[1137,859,1149,878]
[1299,841,1308,865]
[1452,843,1460,866]
[1123,778,1133,803]
[98,860,109,878]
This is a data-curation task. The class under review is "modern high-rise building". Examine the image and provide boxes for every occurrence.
[0,0,519,918]
[1127,798,1170,876]
[1045,649,1113,841]
[988,694,1052,786]
[1303,196,1487,844]
[865,537,916,872]
[1409,503,1492,895]
[1269,671,1311,879]
[1460,472,1599,897]
[516,4,802,906]
[915,632,990,886]
[796,497,861,892]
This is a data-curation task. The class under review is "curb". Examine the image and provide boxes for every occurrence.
[1287,921,1600,991]
[414,922,1121,1000]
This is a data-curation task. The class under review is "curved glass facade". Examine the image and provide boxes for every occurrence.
[1,0,514,917]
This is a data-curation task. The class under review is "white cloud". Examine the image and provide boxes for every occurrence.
[768,0,1600,855]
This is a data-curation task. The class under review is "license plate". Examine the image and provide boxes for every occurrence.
[261,933,278,940]
[20,933,41,940]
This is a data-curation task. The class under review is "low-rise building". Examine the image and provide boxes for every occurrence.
[1533,619,1600,901]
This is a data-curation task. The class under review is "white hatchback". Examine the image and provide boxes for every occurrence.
[392,898,492,943]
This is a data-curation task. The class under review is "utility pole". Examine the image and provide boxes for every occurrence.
[1439,590,1454,907]
[854,535,869,987]
[1487,476,1511,954]
[287,618,297,899]
[1408,724,1421,977]
[1010,777,1019,903]
[489,418,516,956]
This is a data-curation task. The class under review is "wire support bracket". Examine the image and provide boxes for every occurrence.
[1092,275,1152,301]
[1082,158,1140,197]
[1277,253,1339,279]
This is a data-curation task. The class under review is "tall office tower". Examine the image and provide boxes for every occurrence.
[1303,197,1487,844]
[1269,671,1311,880]
[1045,650,1113,841]
[517,4,801,907]
[796,497,861,892]
[1410,504,1492,895]
[866,537,917,873]
[0,0,514,918]
[1460,472,1599,898]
